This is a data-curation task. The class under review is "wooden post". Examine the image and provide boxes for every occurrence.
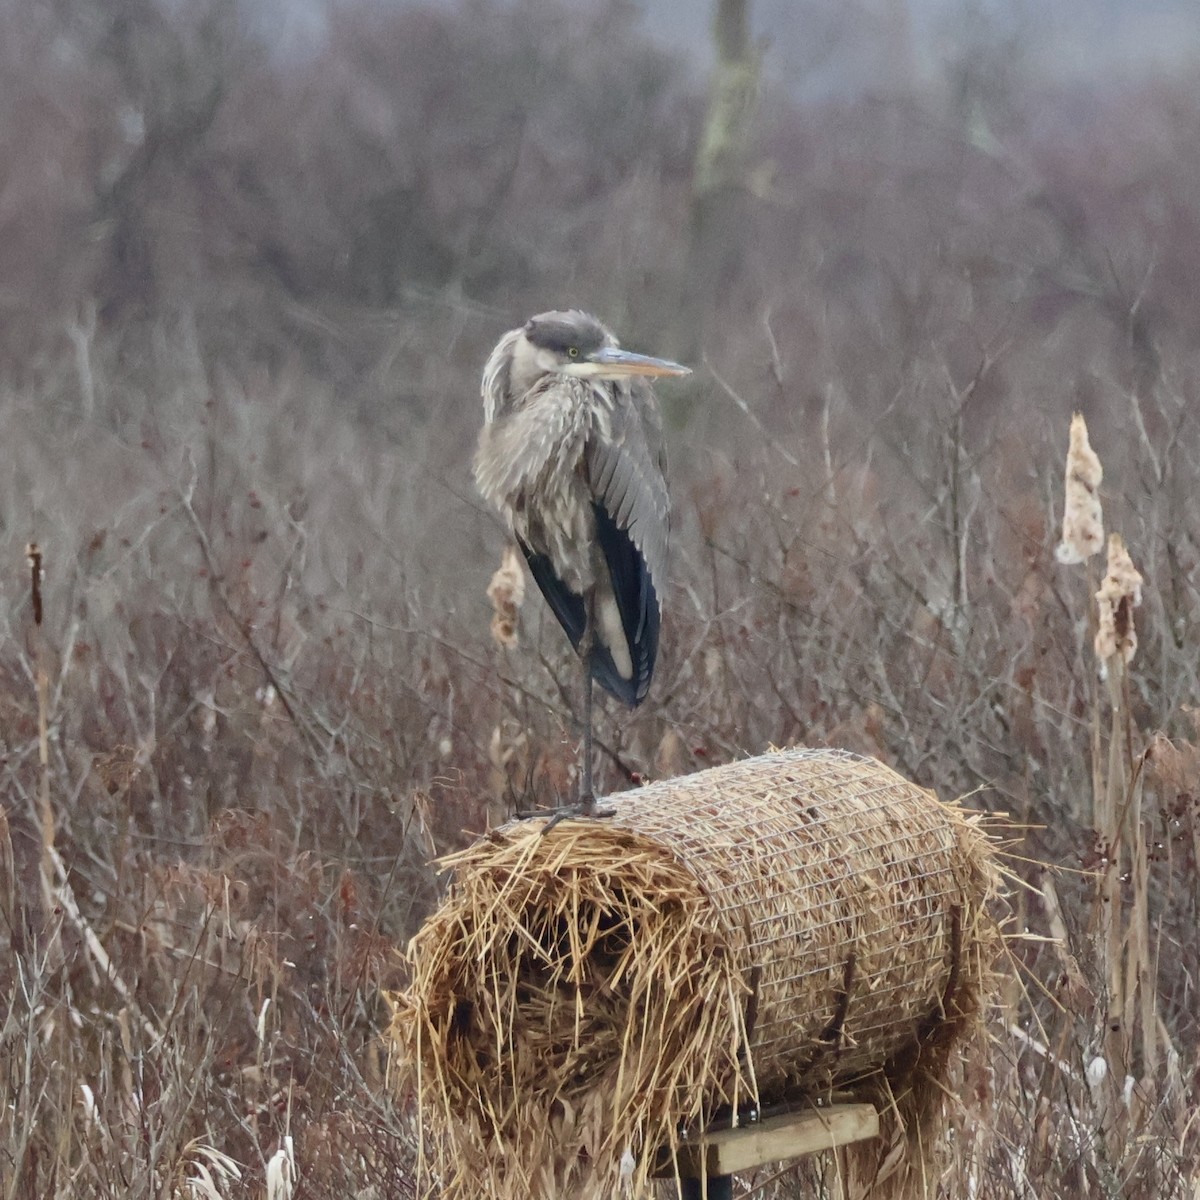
[655,1103,880,1190]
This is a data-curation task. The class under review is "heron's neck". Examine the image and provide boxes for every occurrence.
[507,337,549,403]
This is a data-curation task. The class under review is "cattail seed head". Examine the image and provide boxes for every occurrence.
[1094,533,1143,676]
[487,544,525,650]
[1055,413,1104,565]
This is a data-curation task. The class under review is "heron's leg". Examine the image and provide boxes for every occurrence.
[538,592,616,832]
[579,590,596,813]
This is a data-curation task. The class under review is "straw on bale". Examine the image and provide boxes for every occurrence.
[392,748,1000,1200]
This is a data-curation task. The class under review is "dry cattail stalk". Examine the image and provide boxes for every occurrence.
[1093,533,1143,674]
[26,541,45,625]
[26,542,55,913]
[1054,413,1104,565]
[487,544,525,649]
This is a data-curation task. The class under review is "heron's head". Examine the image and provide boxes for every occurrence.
[482,310,691,421]
[522,310,692,383]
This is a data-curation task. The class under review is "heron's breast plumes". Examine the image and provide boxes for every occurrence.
[474,381,613,593]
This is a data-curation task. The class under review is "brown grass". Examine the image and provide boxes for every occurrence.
[2,4,1200,1196]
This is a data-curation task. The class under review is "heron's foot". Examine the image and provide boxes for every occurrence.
[539,799,616,834]
[512,805,551,822]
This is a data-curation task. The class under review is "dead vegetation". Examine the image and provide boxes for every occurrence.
[2,0,1199,1196]
[395,749,1000,1200]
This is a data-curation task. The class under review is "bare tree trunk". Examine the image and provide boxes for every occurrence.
[680,0,761,362]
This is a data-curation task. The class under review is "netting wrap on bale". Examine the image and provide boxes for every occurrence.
[392,748,1001,1200]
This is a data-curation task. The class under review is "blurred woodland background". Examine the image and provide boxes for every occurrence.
[2,0,1199,1195]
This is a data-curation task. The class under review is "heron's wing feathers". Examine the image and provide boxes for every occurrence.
[517,539,587,649]
[590,504,659,705]
[518,529,654,708]
[584,381,669,706]
[585,382,669,599]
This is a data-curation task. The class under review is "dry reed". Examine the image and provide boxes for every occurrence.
[1052,413,1183,1173]
[392,748,1001,1200]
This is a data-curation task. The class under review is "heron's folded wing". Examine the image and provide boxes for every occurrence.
[517,539,587,650]
[589,504,659,705]
[584,382,670,706]
[518,533,651,708]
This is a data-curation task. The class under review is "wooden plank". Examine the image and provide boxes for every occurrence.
[654,1103,879,1178]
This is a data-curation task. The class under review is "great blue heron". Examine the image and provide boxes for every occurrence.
[474,310,691,816]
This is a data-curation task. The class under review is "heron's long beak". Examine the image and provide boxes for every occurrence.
[577,346,692,380]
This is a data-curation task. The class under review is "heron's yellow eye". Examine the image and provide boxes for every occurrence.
[567,346,579,358]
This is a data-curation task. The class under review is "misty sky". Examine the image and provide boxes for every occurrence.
[252,0,1200,95]
[639,0,1200,88]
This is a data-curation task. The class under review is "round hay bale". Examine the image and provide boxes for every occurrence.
[392,748,1000,1200]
